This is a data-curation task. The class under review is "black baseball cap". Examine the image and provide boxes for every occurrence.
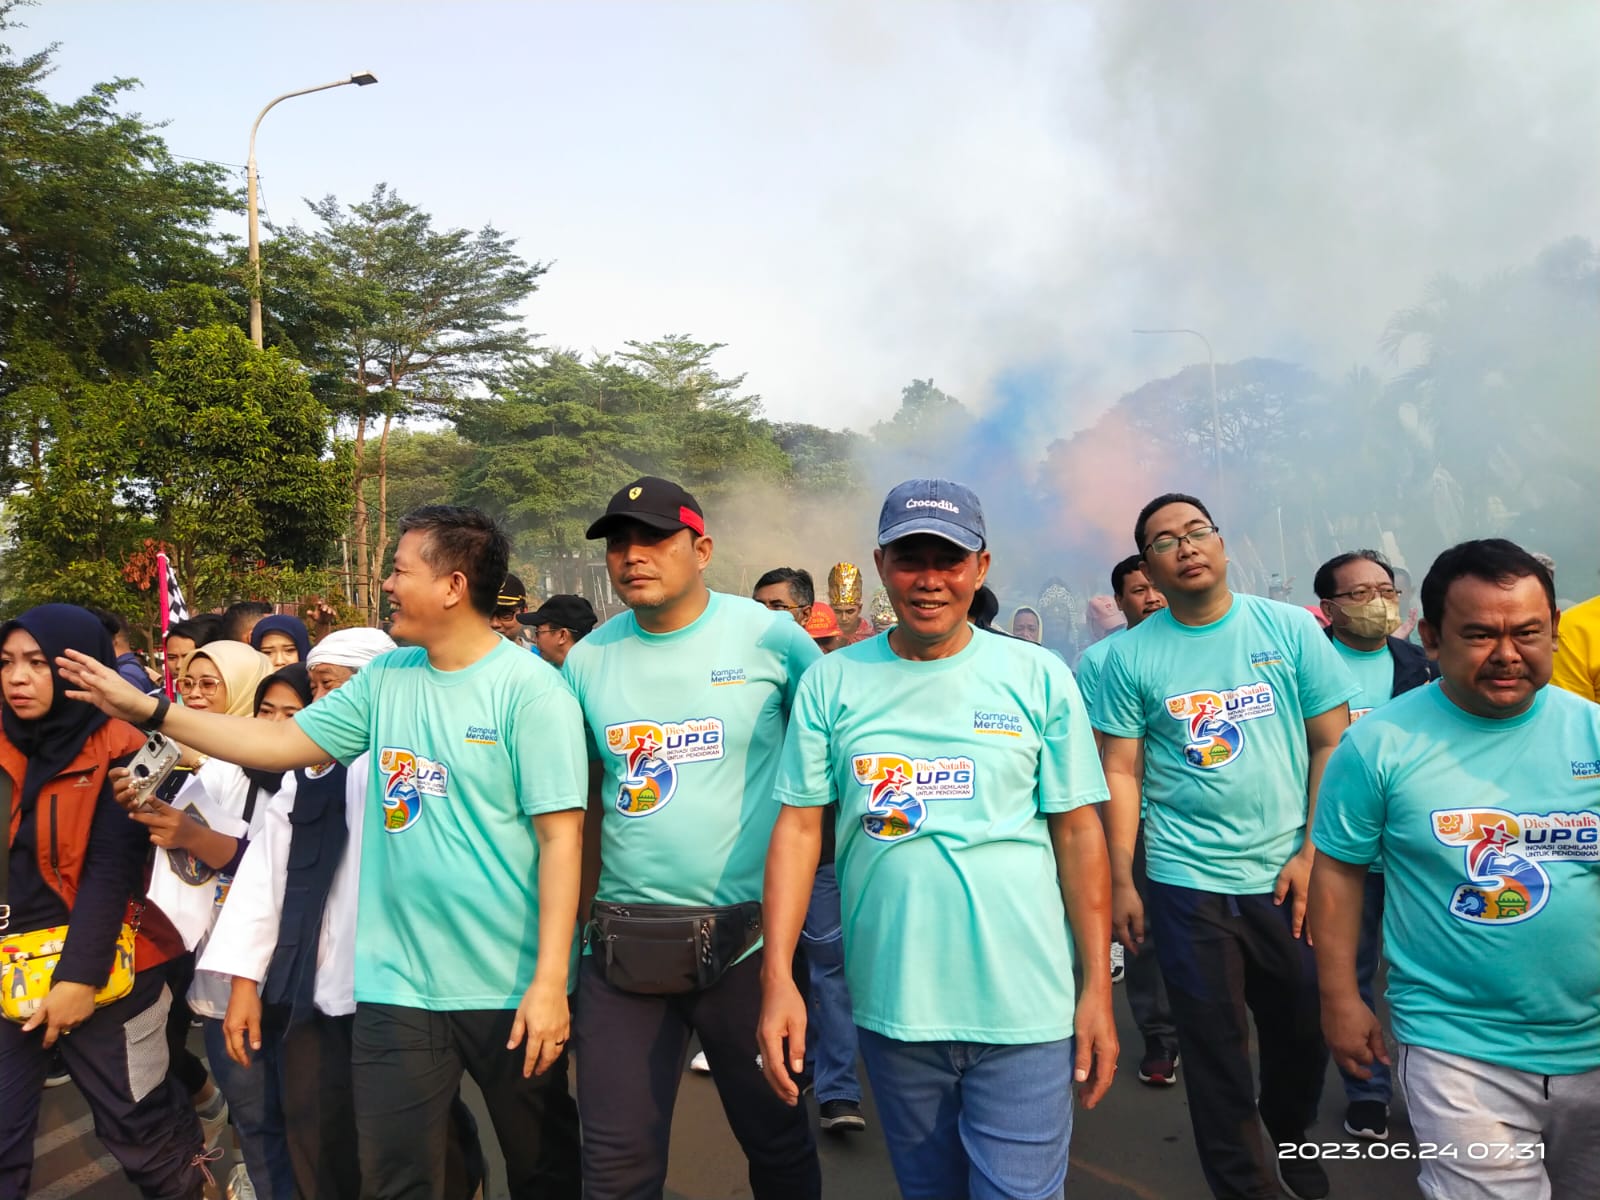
[517,594,599,635]
[585,476,706,540]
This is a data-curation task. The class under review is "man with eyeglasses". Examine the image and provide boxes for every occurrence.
[1312,550,1438,1143]
[753,568,815,627]
[517,595,598,669]
[1093,492,1357,1200]
[490,573,531,642]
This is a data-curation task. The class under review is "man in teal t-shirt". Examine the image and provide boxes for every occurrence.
[58,505,588,1200]
[1077,553,1181,1089]
[1311,548,1439,1141]
[1092,492,1355,1200]
[759,479,1115,1200]
[1311,539,1600,1200]
[561,477,822,1200]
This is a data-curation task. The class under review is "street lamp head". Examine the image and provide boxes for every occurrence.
[350,71,379,86]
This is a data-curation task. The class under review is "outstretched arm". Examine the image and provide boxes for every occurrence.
[59,648,330,771]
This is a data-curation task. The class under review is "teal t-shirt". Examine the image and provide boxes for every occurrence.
[1072,633,1118,713]
[1331,636,1397,872]
[1331,638,1394,720]
[775,630,1108,1044]
[293,639,588,1010]
[561,591,821,907]
[1312,684,1600,1074]
[1093,593,1358,893]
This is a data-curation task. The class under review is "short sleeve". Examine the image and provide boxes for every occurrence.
[510,680,589,817]
[1073,646,1104,715]
[1310,737,1385,866]
[1290,610,1361,718]
[1037,664,1109,814]
[294,663,378,765]
[774,663,835,809]
[1091,641,1145,739]
[773,615,824,710]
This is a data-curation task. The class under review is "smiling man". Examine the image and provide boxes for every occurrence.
[57,505,588,1200]
[1093,492,1356,1200]
[759,478,1115,1200]
[1310,540,1600,1200]
[560,477,822,1200]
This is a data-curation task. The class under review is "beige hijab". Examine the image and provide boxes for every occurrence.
[180,641,273,717]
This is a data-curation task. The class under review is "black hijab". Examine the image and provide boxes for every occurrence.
[243,664,314,795]
[250,615,311,663]
[1,604,116,810]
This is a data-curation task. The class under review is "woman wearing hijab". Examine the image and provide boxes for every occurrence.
[1,604,206,1198]
[144,641,295,1199]
[249,618,311,672]
[1008,605,1043,643]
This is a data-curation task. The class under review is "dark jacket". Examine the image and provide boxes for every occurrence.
[1325,629,1439,698]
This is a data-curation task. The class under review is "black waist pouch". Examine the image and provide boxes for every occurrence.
[588,900,763,995]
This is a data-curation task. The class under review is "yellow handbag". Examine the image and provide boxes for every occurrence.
[0,770,138,1023]
[0,922,138,1023]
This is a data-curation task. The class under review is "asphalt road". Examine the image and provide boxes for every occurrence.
[28,988,1425,1199]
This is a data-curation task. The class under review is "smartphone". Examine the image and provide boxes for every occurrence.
[126,732,183,808]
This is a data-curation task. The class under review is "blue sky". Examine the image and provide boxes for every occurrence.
[17,1,1599,433]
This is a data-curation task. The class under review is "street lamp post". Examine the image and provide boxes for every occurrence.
[247,71,379,348]
[1133,327,1222,502]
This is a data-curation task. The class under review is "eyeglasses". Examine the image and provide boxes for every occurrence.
[760,599,800,612]
[177,676,223,697]
[1330,585,1400,604]
[1144,525,1220,556]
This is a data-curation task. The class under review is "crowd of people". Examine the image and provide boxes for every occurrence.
[3,472,1598,1200]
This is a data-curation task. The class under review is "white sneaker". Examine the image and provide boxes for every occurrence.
[225,1164,257,1200]
[689,1051,711,1073]
[1110,942,1126,984]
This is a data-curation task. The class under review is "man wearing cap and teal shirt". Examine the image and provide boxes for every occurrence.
[1093,492,1356,1200]
[758,478,1116,1200]
[1311,539,1600,1200]
[562,477,822,1200]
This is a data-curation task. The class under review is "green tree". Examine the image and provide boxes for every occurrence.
[0,5,239,493]
[259,184,544,620]
[8,325,350,613]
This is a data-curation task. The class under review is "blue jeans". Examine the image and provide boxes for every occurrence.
[202,1017,294,1200]
[856,1029,1075,1200]
[801,864,861,1105]
[1340,870,1393,1105]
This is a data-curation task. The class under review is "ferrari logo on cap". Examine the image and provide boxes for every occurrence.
[629,486,642,500]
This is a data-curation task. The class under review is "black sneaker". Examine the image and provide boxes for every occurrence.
[1137,1047,1180,1087]
[1343,1099,1389,1141]
[818,1099,866,1133]
[1275,1156,1329,1200]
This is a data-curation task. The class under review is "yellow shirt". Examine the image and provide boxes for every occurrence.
[1552,594,1600,703]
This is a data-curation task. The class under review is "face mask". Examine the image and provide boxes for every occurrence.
[1339,595,1400,639]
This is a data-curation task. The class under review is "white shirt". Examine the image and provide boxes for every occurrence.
[199,756,368,1018]
[145,759,290,1018]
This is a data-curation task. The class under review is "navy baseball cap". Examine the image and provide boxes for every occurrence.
[586,477,706,540]
[876,479,986,552]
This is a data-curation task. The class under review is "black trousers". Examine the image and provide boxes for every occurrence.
[351,1002,578,1200]
[0,970,206,1199]
[278,1010,488,1200]
[573,948,821,1200]
[1122,823,1179,1056]
[1146,880,1327,1200]
[162,952,210,1097]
